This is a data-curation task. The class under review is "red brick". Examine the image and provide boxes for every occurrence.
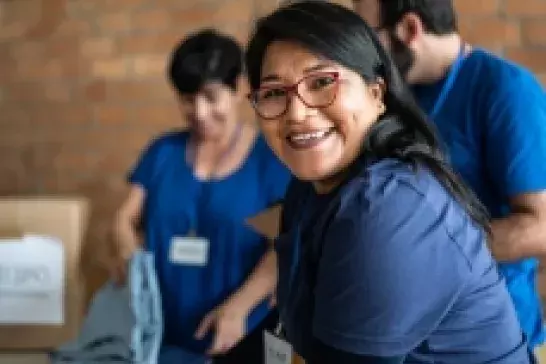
[54,19,93,36]
[88,0,148,12]
[80,38,116,58]
[25,0,65,39]
[132,54,166,78]
[97,12,132,34]
[213,0,254,23]
[16,59,64,80]
[506,48,546,73]
[465,18,520,48]
[171,7,214,28]
[46,37,81,58]
[28,104,92,127]
[94,105,129,125]
[44,83,73,102]
[130,104,181,128]
[58,53,90,78]
[9,41,44,59]
[505,0,546,16]
[95,151,136,174]
[0,57,16,84]
[0,108,30,126]
[84,81,108,102]
[0,1,40,40]
[454,0,500,16]
[522,20,546,46]
[92,58,130,79]
[132,9,172,32]
[118,32,182,54]
[53,152,101,173]
[221,23,251,43]
[106,81,173,101]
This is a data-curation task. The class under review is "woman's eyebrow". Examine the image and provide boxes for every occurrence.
[261,63,335,83]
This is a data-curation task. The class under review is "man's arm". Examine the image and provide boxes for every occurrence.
[483,70,546,261]
[490,192,546,261]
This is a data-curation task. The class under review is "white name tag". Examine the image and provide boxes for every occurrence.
[264,330,293,364]
[169,237,209,266]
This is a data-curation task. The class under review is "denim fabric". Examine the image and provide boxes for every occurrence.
[51,251,162,364]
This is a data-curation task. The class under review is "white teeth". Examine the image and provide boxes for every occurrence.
[290,130,328,141]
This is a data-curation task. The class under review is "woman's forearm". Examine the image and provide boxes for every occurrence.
[113,212,142,259]
[226,246,277,314]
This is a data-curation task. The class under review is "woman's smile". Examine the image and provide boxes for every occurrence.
[285,127,335,150]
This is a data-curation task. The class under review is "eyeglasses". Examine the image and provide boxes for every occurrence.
[249,71,340,120]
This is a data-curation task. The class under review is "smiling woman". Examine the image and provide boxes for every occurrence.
[245,1,533,364]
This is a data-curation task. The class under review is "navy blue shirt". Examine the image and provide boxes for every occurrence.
[276,159,529,362]
[413,48,546,348]
[129,131,291,353]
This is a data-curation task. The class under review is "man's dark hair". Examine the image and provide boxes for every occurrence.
[379,0,458,35]
[168,29,243,95]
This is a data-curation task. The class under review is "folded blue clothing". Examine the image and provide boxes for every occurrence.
[51,251,163,364]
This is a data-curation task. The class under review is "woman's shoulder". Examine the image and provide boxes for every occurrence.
[138,129,188,160]
[147,129,188,149]
[342,159,484,251]
[342,158,471,233]
[348,158,446,204]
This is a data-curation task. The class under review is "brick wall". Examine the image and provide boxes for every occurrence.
[0,0,545,298]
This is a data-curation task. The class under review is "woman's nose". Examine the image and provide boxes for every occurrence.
[285,93,308,124]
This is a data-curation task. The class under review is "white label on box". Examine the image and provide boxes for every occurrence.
[0,235,65,325]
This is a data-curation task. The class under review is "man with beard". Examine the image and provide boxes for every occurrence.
[353,0,546,358]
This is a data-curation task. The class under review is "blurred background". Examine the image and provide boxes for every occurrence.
[0,0,545,301]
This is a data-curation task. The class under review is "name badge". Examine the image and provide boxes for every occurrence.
[169,237,209,266]
[264,330,293,364]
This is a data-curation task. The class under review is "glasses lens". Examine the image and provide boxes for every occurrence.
[253,87,287,119]
[298,73,338,107]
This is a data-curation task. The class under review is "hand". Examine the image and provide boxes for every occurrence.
[194,302,247,356]
[269,293,277,308]
[102,239,136,286]
[107,253,128,285]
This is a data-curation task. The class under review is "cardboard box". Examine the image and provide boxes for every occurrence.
[0,197,89,350]
[0,353,50,364]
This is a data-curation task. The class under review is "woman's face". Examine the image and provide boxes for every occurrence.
[255,41,385,185]
[179,81,239,141]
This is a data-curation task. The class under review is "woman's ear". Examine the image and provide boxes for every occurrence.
[369,77,386,100]
[369,77,386,115]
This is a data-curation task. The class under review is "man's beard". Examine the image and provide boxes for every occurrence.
[388,33,415,80]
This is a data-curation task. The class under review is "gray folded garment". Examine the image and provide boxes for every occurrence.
[50,251,162,364]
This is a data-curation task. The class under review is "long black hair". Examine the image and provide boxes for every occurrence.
[245,1,490,231]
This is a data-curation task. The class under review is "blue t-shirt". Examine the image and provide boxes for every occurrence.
[413,49,546,348]
[276,159,529,363]
[128,131,291,353]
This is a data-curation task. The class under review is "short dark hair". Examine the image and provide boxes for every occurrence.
[168,29,243,95]
[246,1,489,230]
[379,0,458,35]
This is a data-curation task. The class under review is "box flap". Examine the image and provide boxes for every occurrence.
[246,204,282,240]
